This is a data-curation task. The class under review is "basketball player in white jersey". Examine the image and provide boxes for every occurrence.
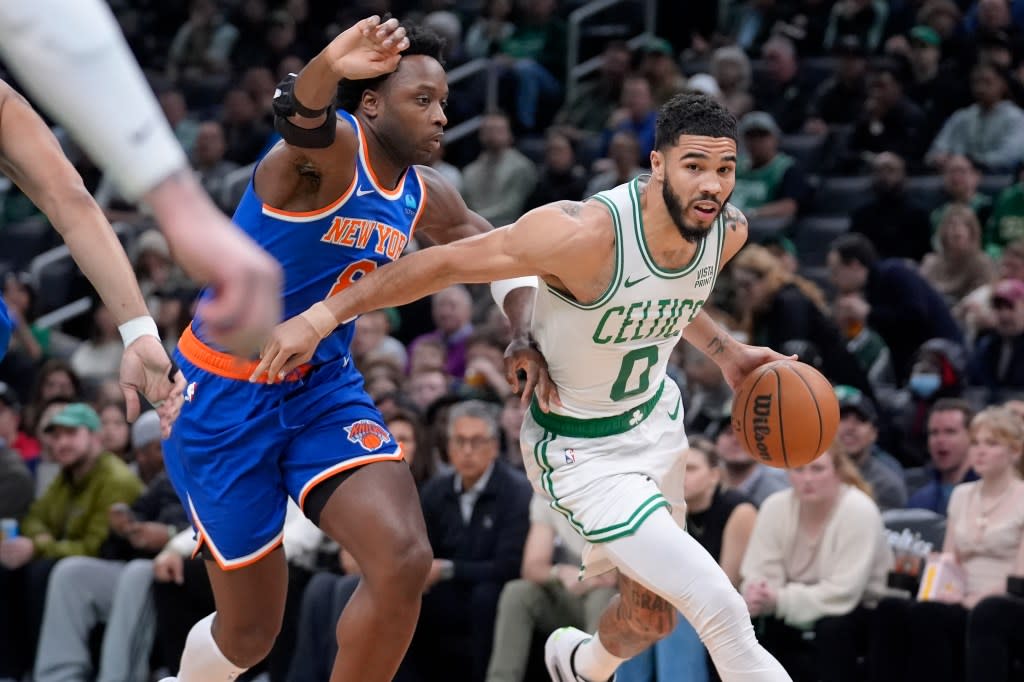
[254,93,792,682]
[0,0,281,356]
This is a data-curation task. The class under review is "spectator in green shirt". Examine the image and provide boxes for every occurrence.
[985,161,1024,257]
[0,403,142,679]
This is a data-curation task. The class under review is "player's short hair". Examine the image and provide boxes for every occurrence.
[654,93,737,150]
[337,24,446,113]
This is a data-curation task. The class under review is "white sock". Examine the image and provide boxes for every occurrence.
[573,632,625,682]
[176,613,247,682]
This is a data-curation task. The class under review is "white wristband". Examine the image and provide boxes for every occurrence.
[490,276,539,310]
[300,302,339,340]
[118,315,160,348]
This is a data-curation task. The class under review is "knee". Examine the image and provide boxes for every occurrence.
[122,558,155,583]
[215,618,281,668]
[362,533,432,600]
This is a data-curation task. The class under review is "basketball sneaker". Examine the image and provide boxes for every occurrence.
[544,627,614,682]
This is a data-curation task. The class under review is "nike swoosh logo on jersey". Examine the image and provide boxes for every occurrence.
[668,397,681,421]
[624,275,650,288]
[355,186,375,197]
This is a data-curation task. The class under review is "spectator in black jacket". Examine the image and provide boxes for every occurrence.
[845,61,928,171]
[525,130,588,210]
[828,233,963,382]
[731,244,875,397]
[850,151,933,262]
[410,400,532,682]
[969,278,1024,393]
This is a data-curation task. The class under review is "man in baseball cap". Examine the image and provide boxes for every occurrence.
[834,385,908,509]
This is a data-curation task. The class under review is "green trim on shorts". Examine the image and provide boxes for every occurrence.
[529,380,665,438]
[533,428,671,543]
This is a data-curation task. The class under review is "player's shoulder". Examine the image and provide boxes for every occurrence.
[524,198,613,238]
[721,203,748,236]
[411,163,454,197]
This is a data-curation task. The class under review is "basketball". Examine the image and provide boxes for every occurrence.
[730,360,840,469]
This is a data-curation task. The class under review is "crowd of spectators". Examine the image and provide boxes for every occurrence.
[1,0,1024,681]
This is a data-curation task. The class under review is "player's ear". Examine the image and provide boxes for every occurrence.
[650,150,664,182]
[361,90,380,119]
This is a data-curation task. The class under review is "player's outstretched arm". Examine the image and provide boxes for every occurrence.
[682,204,791,390]
[256,15,407,204]
[0,83,183,432]
[251,204,582,383]
[0,0,282,357]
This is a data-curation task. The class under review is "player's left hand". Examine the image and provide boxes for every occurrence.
[250,316,321,384]
[504,336,562,412]
[119,336,186,438]
[325,15,409,81]
[721,343,796,393]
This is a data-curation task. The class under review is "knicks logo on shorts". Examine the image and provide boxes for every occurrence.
[344,420,392,451]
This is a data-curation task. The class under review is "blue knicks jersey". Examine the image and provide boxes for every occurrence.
[192,110,426,365]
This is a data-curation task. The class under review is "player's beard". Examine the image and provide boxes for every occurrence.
[662,175,720,244]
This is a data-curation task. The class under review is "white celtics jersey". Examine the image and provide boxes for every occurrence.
[532,177,726,420]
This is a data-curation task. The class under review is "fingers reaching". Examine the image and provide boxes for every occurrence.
[519,367,538,408]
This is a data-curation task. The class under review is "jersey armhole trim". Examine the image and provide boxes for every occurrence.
[547,194,623,310]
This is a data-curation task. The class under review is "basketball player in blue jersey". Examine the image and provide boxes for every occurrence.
[0,79,183,433]
[160,16,540,682]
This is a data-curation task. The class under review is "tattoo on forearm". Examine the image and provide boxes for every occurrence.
[707,336,725,356]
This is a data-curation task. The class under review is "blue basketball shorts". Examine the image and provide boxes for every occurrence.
[162,325,403,570]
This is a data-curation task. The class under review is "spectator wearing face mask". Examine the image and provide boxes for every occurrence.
[897,339,970,468]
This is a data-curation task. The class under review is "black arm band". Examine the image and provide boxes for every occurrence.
[274,109,337,149]
[1009,575,1024,597]
[272,72,329,119]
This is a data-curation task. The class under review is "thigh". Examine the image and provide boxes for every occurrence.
[519,383,688,565]
[165,356,292,569]
[311,459,427,589]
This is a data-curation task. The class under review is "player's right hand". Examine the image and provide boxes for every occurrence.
[325,15,409,81]
[504,336,561,412]
[170,215,282,357]
[198,234,282,357]
[148,173,282,357]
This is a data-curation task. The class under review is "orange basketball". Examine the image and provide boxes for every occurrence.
[730,360,839,469]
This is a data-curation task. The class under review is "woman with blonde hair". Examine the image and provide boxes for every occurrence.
[920,204,996,307]
[871,406,1024,682]
[731,244,873,395]
[740,443,891,682]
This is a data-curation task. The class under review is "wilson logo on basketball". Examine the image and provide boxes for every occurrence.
[752,394,774,462]
[344,420,391,451]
